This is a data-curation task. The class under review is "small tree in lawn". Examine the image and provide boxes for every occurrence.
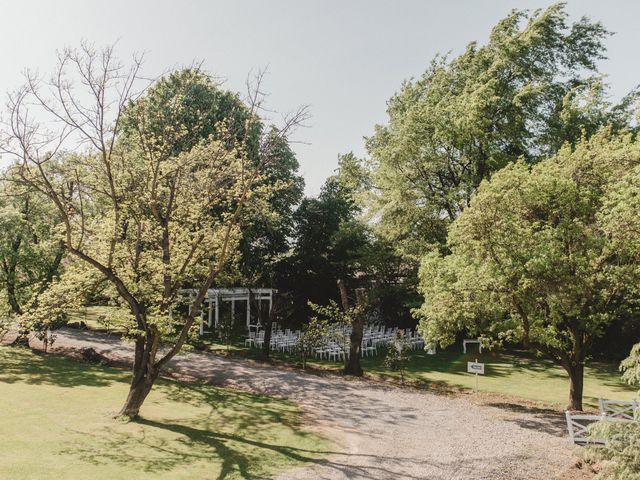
[309,282,368,376]
[417,131,640,411]
[255,291,293,360]
[1,43,307,419]
[385,331,411,384]
[297,317,330,370]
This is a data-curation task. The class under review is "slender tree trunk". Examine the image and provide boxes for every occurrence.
[262,317,273,359]
[338,279,365,377]
[564,327,586,411]
[345,301,364,376]
[566,362,585,411]
[6,261,22,316]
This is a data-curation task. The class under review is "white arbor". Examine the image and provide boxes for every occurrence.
[181,288,277,335]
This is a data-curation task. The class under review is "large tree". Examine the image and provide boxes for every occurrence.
[366,4,638,259]
[417,131,640,410]
[1,44,306,418]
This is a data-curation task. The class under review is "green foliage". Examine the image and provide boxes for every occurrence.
[2,45,304,415]
[121,68,260,159]
[121,69,305,291]
[236,129,305,287]
[306,300,354,350]
[297,316,331,369]
[285,154,416,325]
[621,344,640,390]
[366,3,638,259]
[417,131,640,407]
[587,344,640,480]
[0,175,64,316]
[18,277,80,350]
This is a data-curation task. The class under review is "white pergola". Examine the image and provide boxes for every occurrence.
[181,288,277,335]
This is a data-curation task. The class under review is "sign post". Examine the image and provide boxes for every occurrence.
[467,358,485,392]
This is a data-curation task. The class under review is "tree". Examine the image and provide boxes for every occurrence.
[309,281,367,376]
[366,4,638,259]
[297,316,330,370]
[417,131,640,410]
[121,69,306,293]
[1,44,307,418]
[0,176,64,318]
[282,152,418,328]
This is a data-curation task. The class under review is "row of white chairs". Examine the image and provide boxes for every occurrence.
[244,324,426,362]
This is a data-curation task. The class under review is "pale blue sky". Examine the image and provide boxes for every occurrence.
[0,1,638,194]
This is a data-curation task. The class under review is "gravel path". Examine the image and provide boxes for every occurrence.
[44,328,579,480]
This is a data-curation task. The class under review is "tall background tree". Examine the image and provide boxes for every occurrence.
[417,132,640,410]
[366,4,638,260]
[281,153,416,326]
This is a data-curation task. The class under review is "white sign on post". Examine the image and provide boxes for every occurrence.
[467,361,485,375]
[468,359,485,392]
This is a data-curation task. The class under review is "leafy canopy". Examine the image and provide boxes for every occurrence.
[366,3,638,258]
[417,130,640,374]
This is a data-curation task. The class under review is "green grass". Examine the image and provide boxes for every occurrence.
[66,306,122,332]
[201,337,636,410]
[362,348,637,409]
[0,346,329,480]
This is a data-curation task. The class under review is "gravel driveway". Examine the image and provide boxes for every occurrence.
[45,328,579,480]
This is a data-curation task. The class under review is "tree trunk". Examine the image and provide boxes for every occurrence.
[6,262,22,315]
[564,326,587,411]
[262,318,273,359]
[566,362,584,411]
[342,284,366,377]
[118,331,159,419]
[345,308,364,376]
[118,371,157,418]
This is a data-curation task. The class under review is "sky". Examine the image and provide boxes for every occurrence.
[0,0,638,195]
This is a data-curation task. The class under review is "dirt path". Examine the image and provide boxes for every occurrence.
[45,328,580,480]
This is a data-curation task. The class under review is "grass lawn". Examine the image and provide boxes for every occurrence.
[0,346,329,480]
[202,337,637,410]
[362,348,637,409]
[66,306,121,331]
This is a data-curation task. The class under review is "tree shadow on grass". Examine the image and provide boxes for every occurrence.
[0,346,125,388]
[61,417,542,480]
[61,416,477,480]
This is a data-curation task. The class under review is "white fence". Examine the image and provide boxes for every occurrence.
[565,398,638,445]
